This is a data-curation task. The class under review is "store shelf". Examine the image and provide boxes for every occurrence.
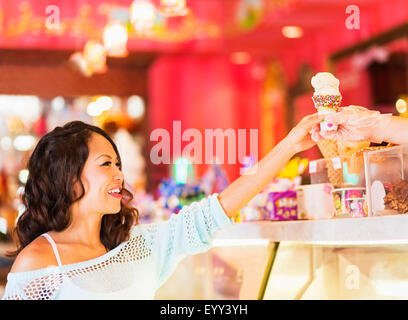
[214,214,408,243]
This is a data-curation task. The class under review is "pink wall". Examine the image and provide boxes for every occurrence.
[148,54,262,185]
[278,0,408,85]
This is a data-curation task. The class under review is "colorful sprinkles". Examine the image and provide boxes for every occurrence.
[312,94,342,110]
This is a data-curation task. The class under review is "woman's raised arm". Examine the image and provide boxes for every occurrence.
[218,113,322,217]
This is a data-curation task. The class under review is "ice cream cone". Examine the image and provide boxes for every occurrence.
[311,72,344,186]
[317,139,343,187]
[311,73,342,132]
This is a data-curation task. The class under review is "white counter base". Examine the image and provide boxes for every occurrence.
[214,214,408,243]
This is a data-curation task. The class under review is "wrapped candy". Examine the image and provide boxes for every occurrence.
[157,178,206,214]
[264,190,298,221]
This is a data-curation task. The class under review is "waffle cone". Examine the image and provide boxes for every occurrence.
[317,139,339,159]
[317,139,343,187]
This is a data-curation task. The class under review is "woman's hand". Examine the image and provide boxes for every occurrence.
[313,105,392,143]
[285,113,323,154]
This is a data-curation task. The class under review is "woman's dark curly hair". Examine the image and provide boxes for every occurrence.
[8,121,139,257]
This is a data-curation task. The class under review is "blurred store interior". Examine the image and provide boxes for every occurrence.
[1,0,408,299]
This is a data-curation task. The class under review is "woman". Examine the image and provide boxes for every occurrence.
[2,114,321,300]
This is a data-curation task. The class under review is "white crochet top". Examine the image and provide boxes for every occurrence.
[1,194,233,300]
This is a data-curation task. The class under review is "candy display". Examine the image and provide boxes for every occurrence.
[235,157,308,222]
[338,141,393,175]
[332,187,367,218]
[141,143,405,224]
[337,141,370,175]
[277,157,309,181]
[347,198,367,218]
[383,180,408,214]
[158,178,207,213]
[199,163,230,196]
[296,183,335,219]
[238,205,266,222]
[263,191,298,221]
[364,145,408,216]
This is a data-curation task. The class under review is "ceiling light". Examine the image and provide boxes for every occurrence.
[130,0,156,34]
[83,40,107,74]
[159,0,189,17]
[103,21,128,57]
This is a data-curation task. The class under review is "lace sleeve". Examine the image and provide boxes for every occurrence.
[142,193,234,289]
[2,271,64,300]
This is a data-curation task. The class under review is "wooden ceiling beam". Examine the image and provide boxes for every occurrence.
[0,49,156,68]
[0,49,157,98]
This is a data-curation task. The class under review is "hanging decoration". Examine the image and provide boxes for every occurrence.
[55,0,222,77]
[82,40,108,74]
[130,0,157,34]
[69,51,93,77]
[0,1,225,78]
[69,40,107,77]
[158,0,189,17]
[103,21,129,57]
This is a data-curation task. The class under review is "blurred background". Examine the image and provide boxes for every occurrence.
[0,0,408,299]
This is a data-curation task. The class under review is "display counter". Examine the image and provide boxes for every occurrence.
[156,216,408,300]
[1,216,408,299]
[214,215,408,242]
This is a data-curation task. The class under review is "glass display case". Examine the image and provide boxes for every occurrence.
[364,145,408,216]
[264,242,408,299]
[155,239,277,299]
[155,217,408,300]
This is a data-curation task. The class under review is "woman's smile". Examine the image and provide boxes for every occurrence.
[107,185,123,199]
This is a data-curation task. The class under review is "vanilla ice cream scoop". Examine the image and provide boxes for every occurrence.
[311,72,340,96]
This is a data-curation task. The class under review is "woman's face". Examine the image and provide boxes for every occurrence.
[75,132,124,215]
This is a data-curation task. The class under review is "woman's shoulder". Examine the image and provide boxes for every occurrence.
[9,235,59,274]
